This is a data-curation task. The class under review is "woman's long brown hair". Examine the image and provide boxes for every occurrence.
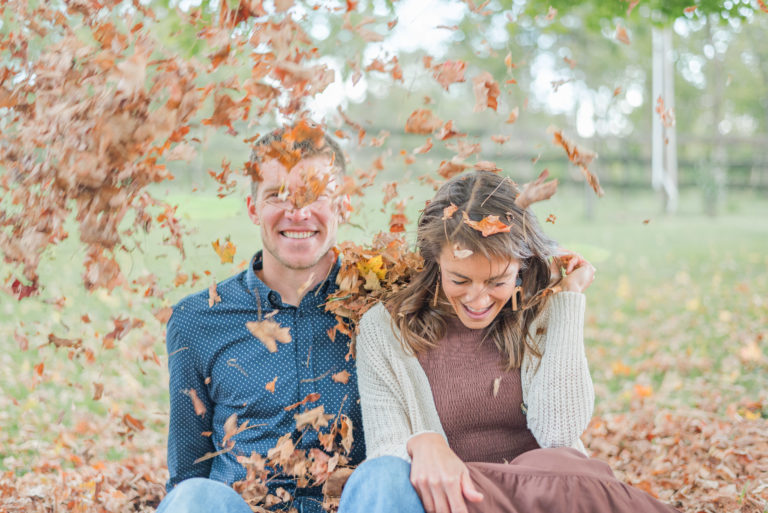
[386,170,560,370]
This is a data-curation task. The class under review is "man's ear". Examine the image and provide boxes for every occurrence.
[246,195,260,225]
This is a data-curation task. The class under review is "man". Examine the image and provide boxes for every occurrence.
[157,124,364,513]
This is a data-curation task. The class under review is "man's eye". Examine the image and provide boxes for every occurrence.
[495,282,507,287]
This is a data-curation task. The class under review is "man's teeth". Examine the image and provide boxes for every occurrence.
[282,231,314,239]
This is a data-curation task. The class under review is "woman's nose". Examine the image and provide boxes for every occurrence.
[462,284,490,306]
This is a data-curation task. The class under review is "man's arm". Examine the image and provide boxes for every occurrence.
[166,307,215,491]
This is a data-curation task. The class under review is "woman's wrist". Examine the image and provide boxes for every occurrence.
[406,432,447,458]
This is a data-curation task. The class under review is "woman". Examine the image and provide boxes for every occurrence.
[338,171,678,513]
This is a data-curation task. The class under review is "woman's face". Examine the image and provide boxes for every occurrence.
[437,245,521,330]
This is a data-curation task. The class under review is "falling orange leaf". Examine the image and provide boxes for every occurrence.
[472,71,500,112]
[184,388,207,418]
[246,319,292,353]
[294,405,334,430]
[615,24,631,45]
[413,138,433,154]
[546,214,557,224]
[91,382,103,400]
[208,281,221,307]
[212,238,236,264]
[285,392,322,412]
[431,60,466,90]
[405,109,442,134]
[332,370,351,384]
[684,5,697,13]
[462,212,511,237]
[506,106,519,124]
[491,134,511,144]
[759,0,768,13]
[34,362,44,376]
[515,169,558,209]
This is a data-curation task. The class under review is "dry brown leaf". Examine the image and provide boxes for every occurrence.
[515,169,558,209]
[265,376,277,393]
[452,243,473,259]
[472,71,500,112]
[285,392,322,412]
[405,109,442,134]
[294,405,334,431]
[442,204,458,220]
[332,370,351,384]
[184,388,207,418]
[462,212,511,237]
[208,280,221,307]
[615,24,631,45]
[93,382,104,401]
[432,60,466,90]
[506,106,519,124]
[246,319,292,353]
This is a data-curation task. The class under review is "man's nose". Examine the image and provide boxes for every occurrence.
[284,204,311,220]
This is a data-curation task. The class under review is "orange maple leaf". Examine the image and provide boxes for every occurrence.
[212,238,236,264]
[462,212,511,237]
[472,71,500,112]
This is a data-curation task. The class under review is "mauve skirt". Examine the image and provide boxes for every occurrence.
[464,448,680,513]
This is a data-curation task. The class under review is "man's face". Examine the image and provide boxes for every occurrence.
[247,155,343,272]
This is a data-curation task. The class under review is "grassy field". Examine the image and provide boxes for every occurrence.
[1,181,767,508]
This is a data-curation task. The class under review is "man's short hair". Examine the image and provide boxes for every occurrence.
[247,122,346,199]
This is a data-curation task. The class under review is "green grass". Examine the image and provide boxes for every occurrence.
[1,182,767,474]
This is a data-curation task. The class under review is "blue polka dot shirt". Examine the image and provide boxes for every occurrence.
[165,251,365,499]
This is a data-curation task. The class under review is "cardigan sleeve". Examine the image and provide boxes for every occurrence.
[524,291,594,449]
[356,304,445,462]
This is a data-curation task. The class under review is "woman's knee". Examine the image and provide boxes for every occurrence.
[339,456,424,513]
[345,456,413,493]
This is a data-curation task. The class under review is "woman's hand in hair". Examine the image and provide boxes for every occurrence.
[551,251,596,293]
[406,432,484,513]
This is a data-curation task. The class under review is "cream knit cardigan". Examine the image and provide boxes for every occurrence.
[356,291,594,462]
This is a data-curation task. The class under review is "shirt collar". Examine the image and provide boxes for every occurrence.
[245,250,341,310]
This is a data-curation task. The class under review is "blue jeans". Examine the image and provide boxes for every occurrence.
[156,478,325,513]
[338,456,425,513]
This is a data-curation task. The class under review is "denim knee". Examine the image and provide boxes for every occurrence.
[339,456,424,513]
[157,477,252,513]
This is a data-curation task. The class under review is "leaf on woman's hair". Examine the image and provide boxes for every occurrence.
[453,244,473,259]
[404,109,442,134]
[514,169,558,209]
[474,160,500,172]
[246,319,292,353]
[462,212,511,237]
[442,203,458,220]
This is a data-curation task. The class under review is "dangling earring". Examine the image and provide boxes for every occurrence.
[432,276,440,307]
[511,275,523,311]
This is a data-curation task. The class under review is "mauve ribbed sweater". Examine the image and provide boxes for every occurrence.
[416,318,540,463]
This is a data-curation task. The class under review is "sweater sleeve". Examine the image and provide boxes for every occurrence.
[356,304,435,462]
[524,291,594,449]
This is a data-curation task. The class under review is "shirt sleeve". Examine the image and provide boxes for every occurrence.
[525,291,594,448]
[165,306,216,491]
